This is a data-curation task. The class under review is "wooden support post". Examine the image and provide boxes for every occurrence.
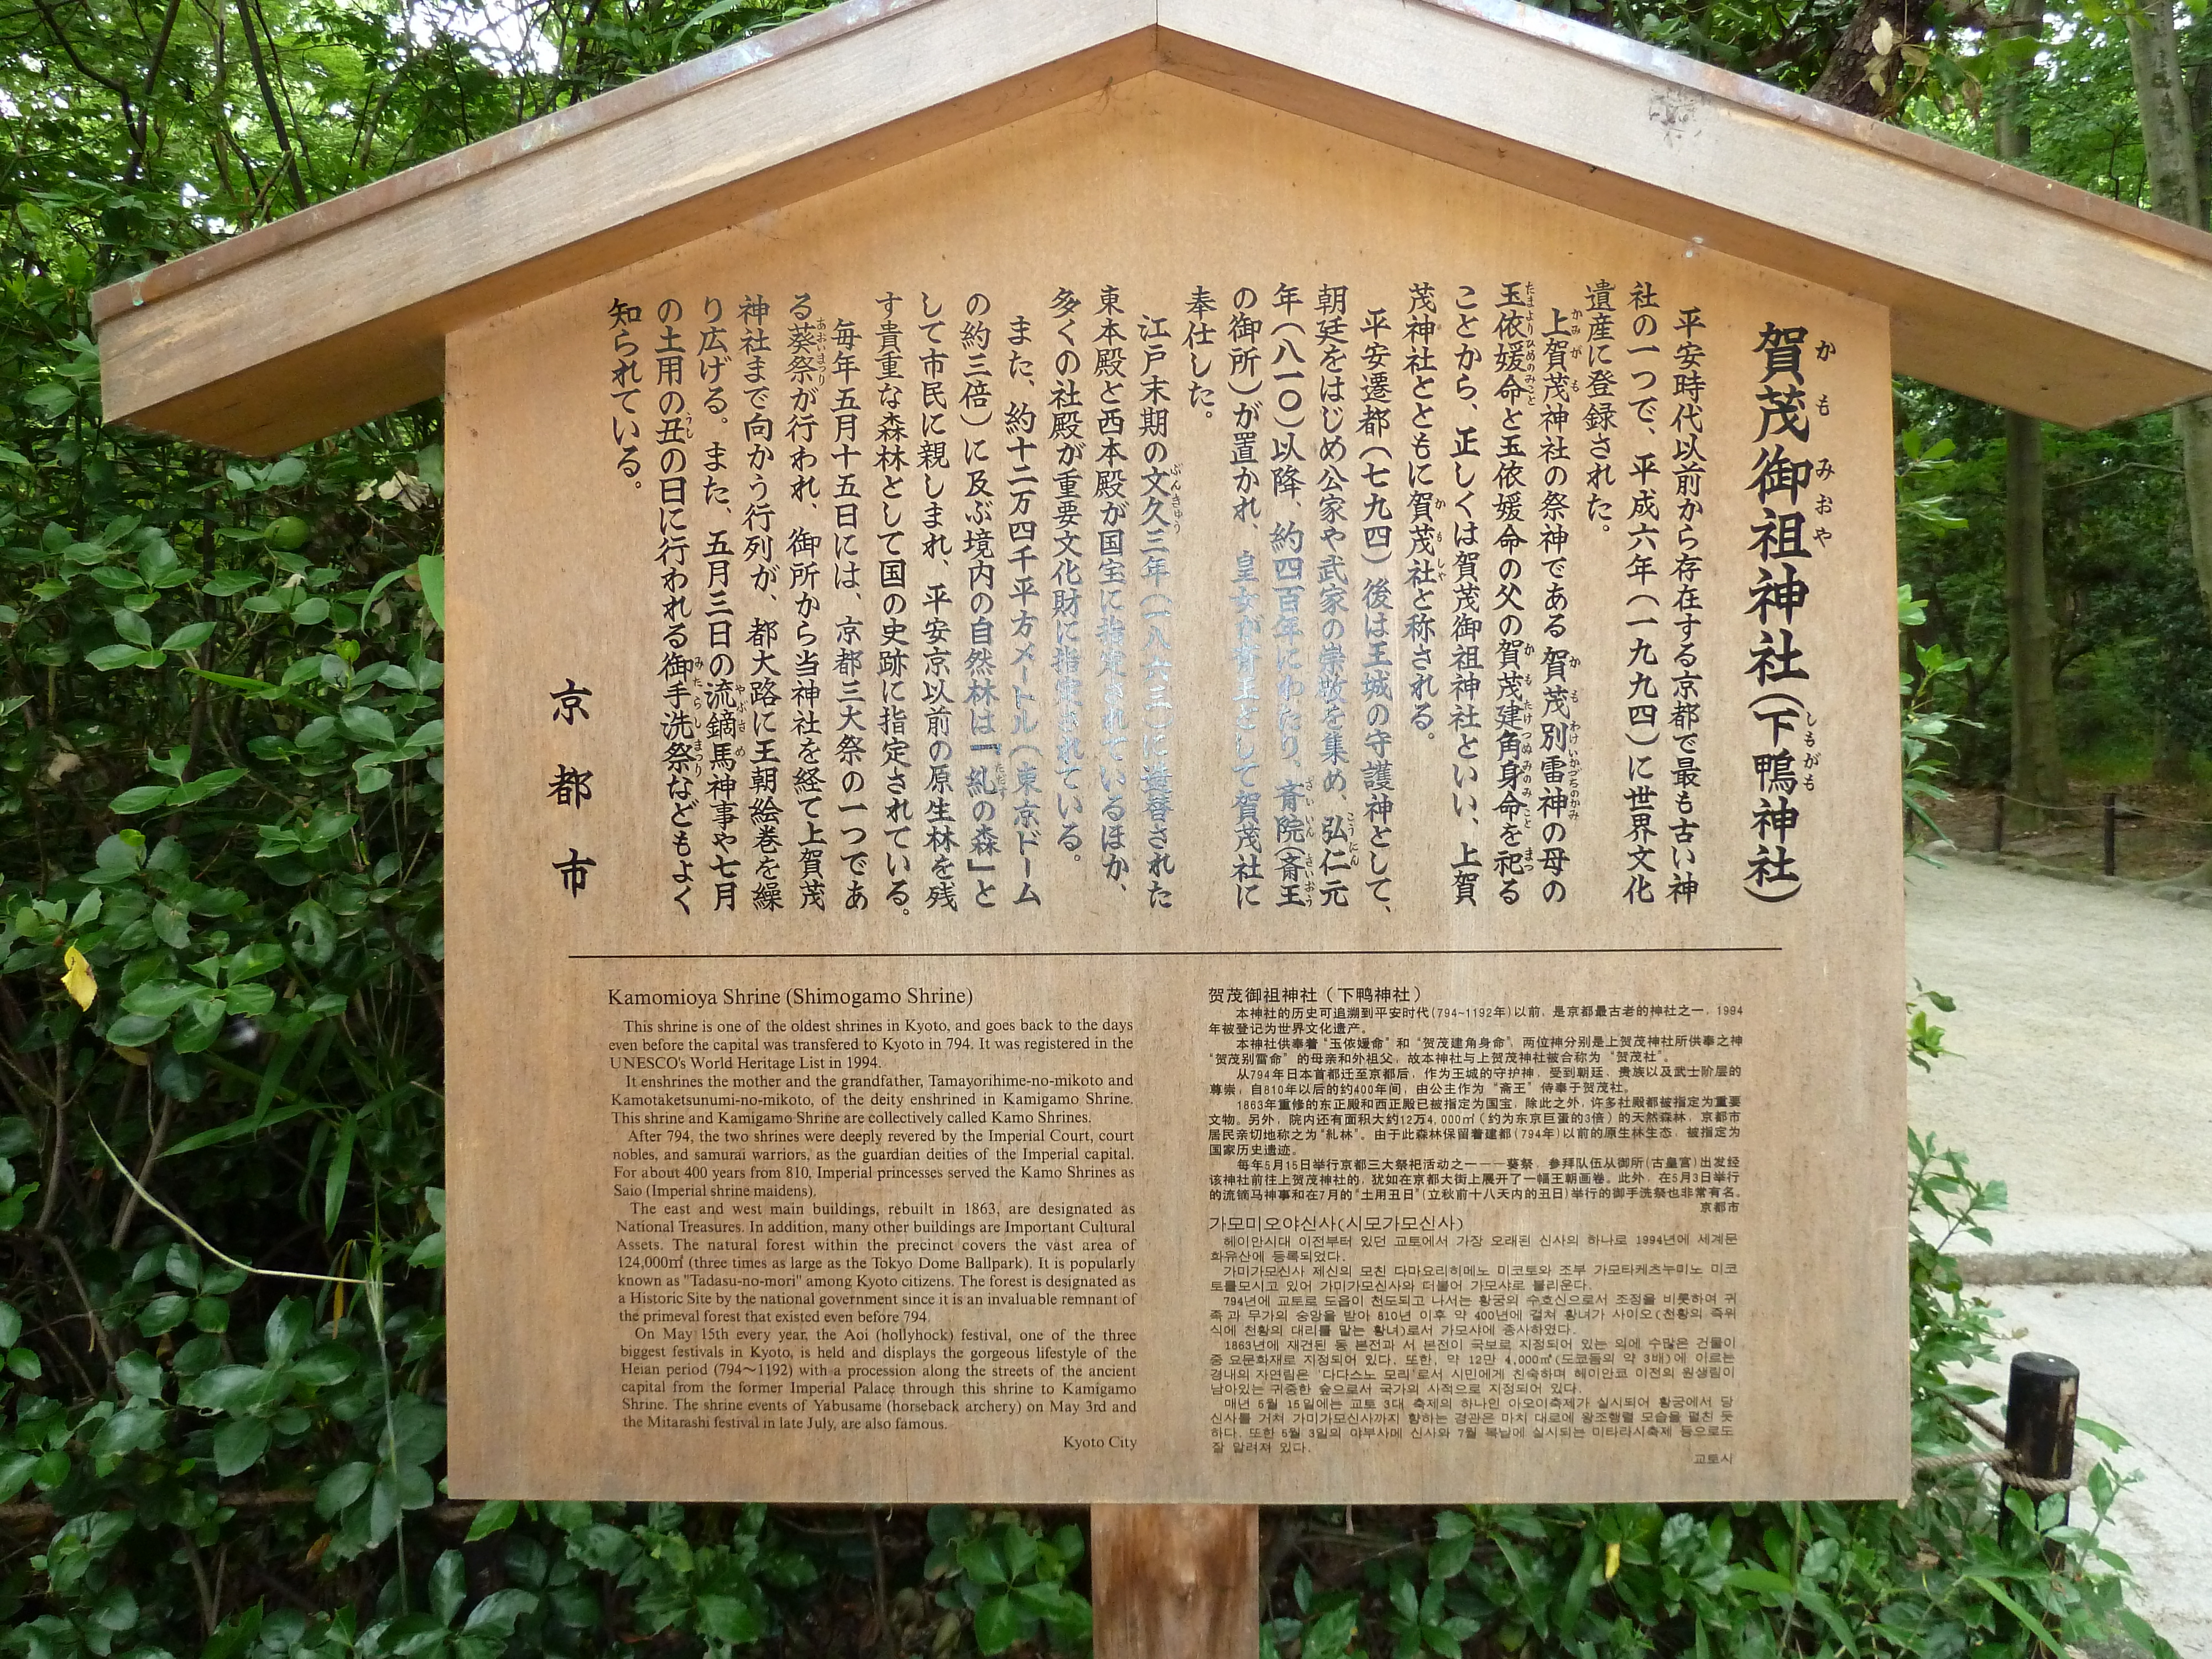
[1994,791,2007,852]
[1091,1505,1259,1659]
[2002,1350,2078,1563]
[2103,791,2118,876]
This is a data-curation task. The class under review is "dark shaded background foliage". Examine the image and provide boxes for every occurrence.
[1895,388,2212,783]
[1892,3,2212,787]
[0,1,2200,1655]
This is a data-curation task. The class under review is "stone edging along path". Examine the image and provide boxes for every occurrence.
[1949,1214,2212,1287]
[1927,844,2212,909]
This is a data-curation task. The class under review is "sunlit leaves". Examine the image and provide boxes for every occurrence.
[925,1507,1089,1653]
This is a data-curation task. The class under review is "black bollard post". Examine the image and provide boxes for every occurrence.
[1994,792,2006,853]
[2103,792,2117,877]
[2002,1351,2078,1563]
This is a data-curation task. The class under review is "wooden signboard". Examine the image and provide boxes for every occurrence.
[442,72,1905,1505]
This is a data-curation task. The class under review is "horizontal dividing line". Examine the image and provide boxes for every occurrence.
[568,946,1782,961]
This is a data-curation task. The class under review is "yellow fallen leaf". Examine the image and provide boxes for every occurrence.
[113,1046,150,1067]
[1605,1541,1620,1581]
[61,945,96,1010]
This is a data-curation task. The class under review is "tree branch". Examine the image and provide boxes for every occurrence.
[232,0,308,211]
[1806,0,1937,117]
[39,1233,117,1375]
[27,0,133,105]
[125,0,187,184]
[109,1082,176,1250]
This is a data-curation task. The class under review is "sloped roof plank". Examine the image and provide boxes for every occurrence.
[91,0,2212,452]
[1158,0,2212,423]
[95,0,1159,453]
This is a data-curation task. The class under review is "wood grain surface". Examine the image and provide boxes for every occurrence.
[443,74,1908,1505]
[94,0,2212,450]
[1092,1505,1259,1658]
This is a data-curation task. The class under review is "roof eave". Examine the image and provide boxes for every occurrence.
[93,0,2212,452]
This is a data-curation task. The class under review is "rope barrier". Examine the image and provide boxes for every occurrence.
[1910,1400,2100,1496]
[1910,1445,2099,1496]
[1959,1402,2006,1441]
[1912,1450,1997,1473]
[1982,790,2212,828]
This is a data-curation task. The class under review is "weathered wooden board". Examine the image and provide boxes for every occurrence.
[92,0,2212,451]
[1092,1505,1258,1658]
[444,72,1907,1505]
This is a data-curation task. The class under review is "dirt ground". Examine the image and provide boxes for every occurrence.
[1922,782,2212,882]
[1905,853,2212,1215]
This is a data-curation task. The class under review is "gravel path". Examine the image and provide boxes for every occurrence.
[1905,858,2212,1217]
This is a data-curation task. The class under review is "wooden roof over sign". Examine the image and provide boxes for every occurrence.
[93,0,2212,453]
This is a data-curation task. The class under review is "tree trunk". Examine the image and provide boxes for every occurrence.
[2179,397,2212,648]
[1997,0,2068,820]
[2152,713,2193,784]
[2132,0,2205,226]
[1806,0,1935,116]
[2128,0,2212,879]
[2002,411,2066,816]
[2190,41,2210,218]
[2130,0,2212,627]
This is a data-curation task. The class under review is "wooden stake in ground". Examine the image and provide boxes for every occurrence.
[1091,1505,1258,1659]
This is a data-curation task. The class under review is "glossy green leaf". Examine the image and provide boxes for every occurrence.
[103,1011,171,1047]
[168,767,247,806]
[114,1350,164,1400]
[323,1115,356,1235]
[90,1584,139,1632]
[88,1403,165,1459]
[430,1548,468,1625]
[465,1499,518,1542]
[696,1592,765,1644]
[184,1363,283,1415]
[121,981,201,1020]
[972,1593,1028,1655]
[338,703,396,747]
[265,1296,314,1367]
[159,620,216,652]
[957,1535,1008,1586]
[212,1415,271,1477]
[316,1460,374,1520]
[137,1292,190,1336]
[418,555,445,628]
[462,1588,537,1637]
[0,1452,40,1504]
